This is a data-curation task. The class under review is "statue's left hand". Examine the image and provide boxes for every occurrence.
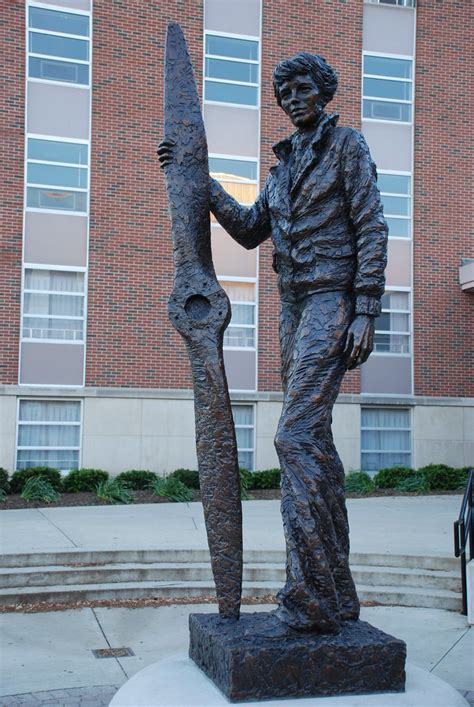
[343,315,375,370]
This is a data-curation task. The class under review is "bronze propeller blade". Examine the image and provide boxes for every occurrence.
[162,22,243,620]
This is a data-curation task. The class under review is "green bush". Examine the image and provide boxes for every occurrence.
[21,476,60,504]
[62,468,109,493]
[95,479,132,504]
[418,464,467,491]
[345,471,375,495]
[10,467,62,494]
[239,468,253,500]
[373,466,414,489]
[0,488,7,503]
[151,475,194,503]
[169,468,200,489]
[250,468,281,489]
[0,468,10,494]
[115,470,157,490]
[396,473,430,494]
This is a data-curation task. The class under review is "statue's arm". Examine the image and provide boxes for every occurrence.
[209,177,271,250]
[342,130,388,318]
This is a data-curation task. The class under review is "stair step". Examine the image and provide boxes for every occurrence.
[0,562,461,592]
[0,579,462,611]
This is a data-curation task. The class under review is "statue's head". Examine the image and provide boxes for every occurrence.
[273,53,338,128]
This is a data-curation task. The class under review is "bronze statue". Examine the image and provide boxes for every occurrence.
[159,29,404,701]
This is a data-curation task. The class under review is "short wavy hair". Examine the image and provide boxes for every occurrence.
[273,52,338,108]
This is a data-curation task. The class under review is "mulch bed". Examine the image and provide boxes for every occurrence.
[0,487,460,511]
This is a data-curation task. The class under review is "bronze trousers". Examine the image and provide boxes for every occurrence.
[274,290,360,632]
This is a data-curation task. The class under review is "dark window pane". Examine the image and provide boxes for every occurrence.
[364,55,412,79]
[206,34,258,61]
[28,139,88,165]
[30,32,89,61]
[205,57,257,83]
[205,80,258,106]
[29,56,89,85]
[364,77,412,101]
[28,163,87,189]
[209,157,257,181]
[29,7,89,36]
[378,173,411,194]
[381,194,410,216]
[363,99,411,122]
[386,216,411,238]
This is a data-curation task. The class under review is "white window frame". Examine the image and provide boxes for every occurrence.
[379,170,412,240]
[16,398,83,473]
[362,52,413,125]
[373,287,411,356]
[204,30,260,110]
[28,1,91,88]
[231,403,256,471]
[360,406,412,473]
[25,134,90,215]
[365,0,415,6]
[21,263,87,344]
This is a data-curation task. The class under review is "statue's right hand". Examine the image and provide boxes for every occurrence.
[157,138,175,169]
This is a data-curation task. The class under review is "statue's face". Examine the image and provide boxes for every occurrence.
[279,73,323,129]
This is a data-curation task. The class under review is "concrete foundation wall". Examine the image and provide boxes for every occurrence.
[413,405,474,469]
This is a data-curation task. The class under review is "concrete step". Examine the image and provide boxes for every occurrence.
[0,561,461,593]
[0,548,459,572]
[0,579,462,612]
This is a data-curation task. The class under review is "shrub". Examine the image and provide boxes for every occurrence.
[0,468,10,494]
[250,468,281,490]
[21,477,60,504]
[115,470,157,490]
[418,464,466,491]
[95,479,132,504]
[396,473,430,494]
[169,468,200,489]
[0,488,7,503]
[373,466,414,489]
[10,467,62,494]
[62,468,109,493]
[239,468,253,500]
[345,471,374,495]
[151,475,194,503]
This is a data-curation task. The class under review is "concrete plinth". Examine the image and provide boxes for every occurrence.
[109,656,467,706]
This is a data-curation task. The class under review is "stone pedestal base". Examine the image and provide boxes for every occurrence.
[189,612,406,702]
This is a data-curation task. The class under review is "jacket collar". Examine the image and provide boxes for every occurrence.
[272,111,339,162]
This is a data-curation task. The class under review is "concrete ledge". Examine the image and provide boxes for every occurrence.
[110,655,467,706]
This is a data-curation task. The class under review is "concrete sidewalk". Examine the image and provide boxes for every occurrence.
[0,495,462,558]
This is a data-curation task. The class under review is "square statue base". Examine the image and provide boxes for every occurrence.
[189,612,406,702]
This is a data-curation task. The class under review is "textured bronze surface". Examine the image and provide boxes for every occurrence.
[163,22,242,620]
[189,612,407,702]
[209,53,388,633]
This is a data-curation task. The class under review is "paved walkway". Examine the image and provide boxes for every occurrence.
[1,495,472,706]
[0,495,461,558]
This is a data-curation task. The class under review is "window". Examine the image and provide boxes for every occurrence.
[209,156,258,205]
[26,137,88,212]
[374,290,410,354]
[361,408,411,473]
[378,173,411,239]
[221,281,256,349]
[232,404,255,470]
[363,54,413,123]
[22,269,85,342]
[28,5,90,86]
[205,33,259,107]
[16,400,81,471]
[365,0,415,6]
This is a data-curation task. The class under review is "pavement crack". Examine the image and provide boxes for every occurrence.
[429,626,470,672]
[37,509,78,547]
[91,608,129,679]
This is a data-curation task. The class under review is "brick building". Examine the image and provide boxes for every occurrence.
[1,0,472,476]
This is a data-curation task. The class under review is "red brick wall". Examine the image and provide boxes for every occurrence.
[0,1,24,385]
[86,1,202,387]
[413,1,474,397]
[258,0,363,393]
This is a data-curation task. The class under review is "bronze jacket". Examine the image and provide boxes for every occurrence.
[209,112,388,316]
